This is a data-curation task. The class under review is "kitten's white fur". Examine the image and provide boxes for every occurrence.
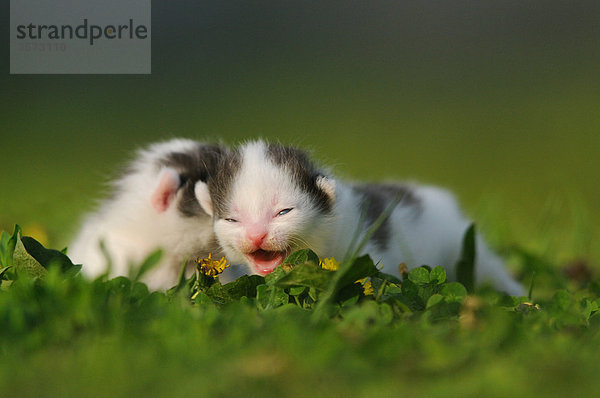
[197,140,524,296]
[69,139,218,290]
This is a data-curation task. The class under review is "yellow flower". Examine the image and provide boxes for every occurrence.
[320,257,340,271]
[318,256,376,295]
[197,253,230,277]
[362,280,374,296]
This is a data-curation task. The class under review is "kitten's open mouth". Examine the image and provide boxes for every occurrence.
[246,249,288,276]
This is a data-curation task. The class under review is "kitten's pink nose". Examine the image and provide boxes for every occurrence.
[247,232,267,249]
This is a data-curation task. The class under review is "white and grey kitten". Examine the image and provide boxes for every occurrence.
[195,140,524,296]
[69,138,227,290]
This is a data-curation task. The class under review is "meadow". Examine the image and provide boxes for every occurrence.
[1,2,599,396]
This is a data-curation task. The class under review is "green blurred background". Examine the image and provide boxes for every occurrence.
[1,1,599,266]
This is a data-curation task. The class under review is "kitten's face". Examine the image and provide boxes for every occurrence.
[197,141,335,276]
[214,175,325,275]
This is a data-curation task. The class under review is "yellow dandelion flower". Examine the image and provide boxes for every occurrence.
[362,280,374,296]
[197,253,230,277]
[320,257,340,271]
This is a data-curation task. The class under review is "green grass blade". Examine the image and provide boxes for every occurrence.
[345,194,403,265]
[456,224,476,293]
[528,271,536,301]
[0,225,22,269]
[132,249,163,282]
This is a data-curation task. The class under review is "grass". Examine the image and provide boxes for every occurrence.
[1,221,600,397]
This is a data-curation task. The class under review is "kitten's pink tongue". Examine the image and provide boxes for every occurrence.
[247,250,286,275]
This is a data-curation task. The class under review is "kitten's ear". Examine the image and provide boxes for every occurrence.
[316,175,336,202]
[151,168,180,213]
[194,181,214,217]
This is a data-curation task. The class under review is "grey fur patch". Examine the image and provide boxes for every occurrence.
[266,143,333,213]
[159,143,227,217]
[352,183,422,251]
[207,148,242,218]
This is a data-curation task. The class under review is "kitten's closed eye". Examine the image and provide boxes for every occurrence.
[277,208,293,216]
[225,218,238,223]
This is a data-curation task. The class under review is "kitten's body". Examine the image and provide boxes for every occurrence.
[329,182,523,295]
[69,139,227,290]
[196,140,524,296]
